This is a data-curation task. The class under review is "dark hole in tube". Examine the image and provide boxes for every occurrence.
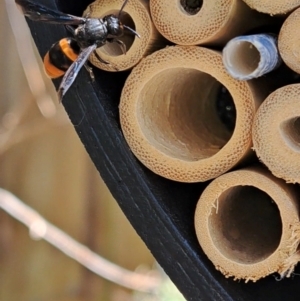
[180,0,203,15]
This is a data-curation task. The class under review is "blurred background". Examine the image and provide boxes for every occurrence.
[0,1,184,300]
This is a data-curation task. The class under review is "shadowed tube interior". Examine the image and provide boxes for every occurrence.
[208,186,282,264]
[137,67,234,161]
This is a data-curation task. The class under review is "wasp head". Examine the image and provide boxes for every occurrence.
[103,15,124,38]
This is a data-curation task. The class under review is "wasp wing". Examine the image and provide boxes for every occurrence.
[16,0,85,25]
[57,44,97,102]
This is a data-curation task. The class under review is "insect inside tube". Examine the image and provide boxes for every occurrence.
[15,0,140,102]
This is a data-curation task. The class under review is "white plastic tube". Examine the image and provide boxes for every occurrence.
[223,34,281,80]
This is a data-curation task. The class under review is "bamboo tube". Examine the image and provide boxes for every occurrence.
[252,84,300,184]
[119,46,268,183]
[194,167,300,282]
[83,0,165,71]
[149,0,273,46]
[223,34,281,80]
[242,0,300,15]
[278,8,300,74]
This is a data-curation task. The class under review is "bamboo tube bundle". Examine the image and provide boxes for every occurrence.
[242,0,300,15]
[119,46,270,183]
[223,34,281,80]
[149,0,273,46]
[252,84,300,184]
[83,0,165,71]
[278,7,300,74]
[194,167,300,282]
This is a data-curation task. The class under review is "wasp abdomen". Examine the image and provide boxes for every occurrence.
[44,38,80,78]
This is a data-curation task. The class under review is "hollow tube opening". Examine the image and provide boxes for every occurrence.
[179,0,203,15]
[138,68,235,162]
[100,11,136,57]
[224,41,261,77]
[208,186,282,264]
[280,117,300,152]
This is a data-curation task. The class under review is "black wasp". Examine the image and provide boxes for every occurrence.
[16,0,140,101]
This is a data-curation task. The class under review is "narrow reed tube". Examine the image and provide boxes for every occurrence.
[83,0,165,71]
[278,8,300,74]
[223,34,281,80]
[120,46,268,183]
[149,0,272,46]
[253,84,300,184]
[242,0,300,15]
[194,167,300,282]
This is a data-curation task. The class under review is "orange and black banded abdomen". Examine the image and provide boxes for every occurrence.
[43,38,80,78]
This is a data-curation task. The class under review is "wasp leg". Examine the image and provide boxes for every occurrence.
[94,49,118,71]
[108,38,127,55]
[84,63,95,81]
[94,51,110,64]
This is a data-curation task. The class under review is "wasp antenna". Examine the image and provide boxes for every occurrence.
[123,25,140,38]
[118,0,129,18]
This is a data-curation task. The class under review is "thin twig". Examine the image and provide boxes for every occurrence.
[0,188,161,293]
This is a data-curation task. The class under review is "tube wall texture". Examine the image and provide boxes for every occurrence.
[242,0,300,15]
[278,7,300,74]
[83,0,165,71]
[119,46,269,182]
[252,84,300,183]
[194,167,300,282]
[150,0,273,46]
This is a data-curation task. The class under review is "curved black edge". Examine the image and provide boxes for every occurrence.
[25,1,300,300]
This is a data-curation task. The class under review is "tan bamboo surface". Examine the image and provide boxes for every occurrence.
[242,0,300,15]
[149,0,273,46]
[120,45,271,183]
[194,167,300,282]
[252,84,300,184]
[0,1,156,300]
[84,0,166,72]
[278,7,300,74]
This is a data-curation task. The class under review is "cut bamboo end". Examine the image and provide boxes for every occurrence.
[119,46,267,183]
[149,0,272,46]
[252,84,300,184]
[278,8,300,74]
[242,0,300,15]
[223,34,281,80]
[83,0,164,71]
[194,167,300,282]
